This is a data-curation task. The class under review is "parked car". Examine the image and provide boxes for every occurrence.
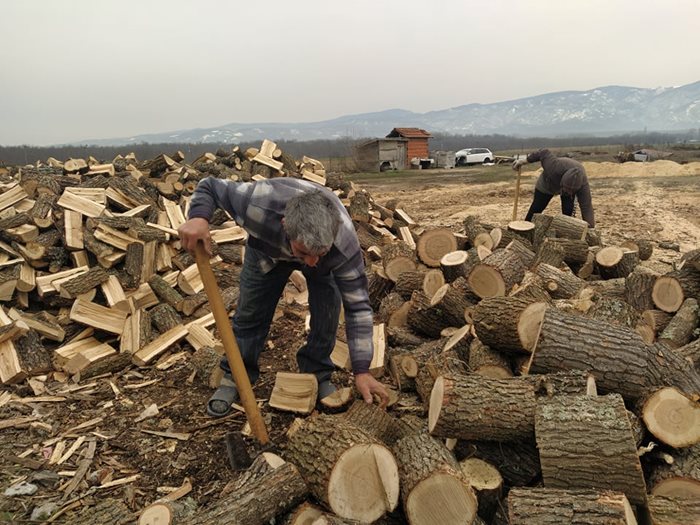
[455,148,493,166]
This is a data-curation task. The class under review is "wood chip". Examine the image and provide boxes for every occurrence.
[0,415,39,430]
[98,474,140,489]
[123,378,160,390]
[15,396,67,403]
[140,429,191,441]
[64,417,103,434]
[56,436,86,465]
[134,403,159,423]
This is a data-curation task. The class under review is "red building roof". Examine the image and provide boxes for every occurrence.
[386,128,432,139]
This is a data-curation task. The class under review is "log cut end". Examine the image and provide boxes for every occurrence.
[428,376,447,433]
[652,276,685,313]
[406,472,477,525]
[416,228,458,267]
[642,387,700,448]
[329,444,399,522]
[468,265,506,298]
[517,302,548,353]
[651,478,700,500]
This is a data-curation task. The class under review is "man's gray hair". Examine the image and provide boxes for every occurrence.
[284,190,341,254]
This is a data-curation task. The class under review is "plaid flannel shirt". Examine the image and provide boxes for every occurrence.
[188,177,374,374]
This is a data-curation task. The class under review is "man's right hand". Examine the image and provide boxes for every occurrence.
[178,218,212,255]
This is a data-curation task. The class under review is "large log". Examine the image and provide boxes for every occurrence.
[458,457,503,522]
[535,394,647,505]
[467,337,513,379]
[532,238,565,269]
[453,440,541,487]
[533,263,583,299]
[595,246,639,279]
[285,414,399,522]
[508,488,636,525]
[392,432,477,525]
[428,374,537,442]
[188,453,308,525]
[366,266,394,311]
[408,290,464,338]
[549,213,589,240]
[440,250,477,283]
[588,296,641,329]
[544,238,589,266]
[653,267,700,313]
[677,338,700,370]
[382,241,417,282]
[343,399,403,445]
[414,346,466,406]
[472,296,547,354]
[462,216,493,250]
[529,307,700,402]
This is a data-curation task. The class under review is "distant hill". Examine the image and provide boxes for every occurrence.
[77,81,700,146]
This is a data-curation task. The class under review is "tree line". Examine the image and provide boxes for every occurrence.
[1,130,698,168]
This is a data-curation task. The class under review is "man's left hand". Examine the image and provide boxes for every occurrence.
[355,373,389,409]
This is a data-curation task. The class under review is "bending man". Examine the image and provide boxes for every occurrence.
[179,177,388,417]
[513,148,595,227]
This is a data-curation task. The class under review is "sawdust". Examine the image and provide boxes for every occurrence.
[582,160,700,177]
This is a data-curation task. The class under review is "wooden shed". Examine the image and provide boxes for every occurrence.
[355,128,433,172]
[386,128,432,167]
[355,138,408,172]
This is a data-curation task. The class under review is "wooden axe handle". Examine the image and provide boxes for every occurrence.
[194,242,269,444]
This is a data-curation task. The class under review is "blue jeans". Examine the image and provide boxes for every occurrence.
[525,188,576,221]
[220,246,341,386]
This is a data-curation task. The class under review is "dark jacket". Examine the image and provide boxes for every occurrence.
[527,149,595,227]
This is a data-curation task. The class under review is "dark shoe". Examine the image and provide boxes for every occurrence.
[207,374,239,417]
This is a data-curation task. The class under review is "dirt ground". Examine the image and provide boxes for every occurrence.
[0,161,698,523]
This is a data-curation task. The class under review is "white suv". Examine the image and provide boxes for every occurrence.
[455,148,493,166]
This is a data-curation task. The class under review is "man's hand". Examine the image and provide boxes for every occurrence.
[512,158,528,170]
[178,218,212,255]
[355,373,389,409]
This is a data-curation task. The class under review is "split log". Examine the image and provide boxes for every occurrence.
[269,372,318,414]
[0,330,51,383]
[642,309,674,336]
[550,213,589,240]
[285,414,399,523]
[392,432,477,525]
[132,325,188,366]
[529,307,700,402]
[394,270,444,301]
[150,303,183,332]
[408,291,462,338]
[647,444,700,499]
[441,324,472,362]
[467,248,526,298]
[508,488,636,525]
[381,242,417,282]
[640,386,700,448]
[189,453,308,525]
[148,274,184,310]
[416,228,457,267]
[70,298,128,335]
[509,272,551,304]
[621,239,654,261]
[596,246,639,279]
[625,265,660,311]
[367,267,394,311]
[459,457,503,522]
[647,495,700,525]
[453,439,541,487]
[463,216,493,250]
[348,192,370,222]
[415,346,466,405]
[535,394,647,505]
[467,338,513,378]
[533,263,584,299]
[428,374,537,442]
[191,345,222,388]
[472,296,547,354]
[58,266,110,299]
[658,298,699,349]
[505,239,536,269]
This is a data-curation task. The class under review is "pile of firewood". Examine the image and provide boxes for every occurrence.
[1,140,699,525]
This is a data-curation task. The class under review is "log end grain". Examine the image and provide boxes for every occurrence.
[405,472,477,525]
[642,387,700,448]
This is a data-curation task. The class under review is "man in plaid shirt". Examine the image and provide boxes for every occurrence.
[179,176,388,416]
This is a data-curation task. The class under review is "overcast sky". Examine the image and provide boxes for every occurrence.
[2,0,699,145]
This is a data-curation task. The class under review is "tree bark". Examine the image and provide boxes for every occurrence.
[658,298,699,349]
[535,394,647,505]
[646,444,700,498]
[367,267,394,311]
[532,238,565,270]
[428,374,537,442]
[468,248,526,298]
[414,347,466,406]
[395,270,444,301]
[596,247,639,279]
[148,274,184,310]
[589,296,641,329]
[150,303,183,333]
[533,263,583,299]
[508,488,636,525]
[530,307,700,402]
[624,265,659,311]
[472,296,547,355]
[343,399,403,445]
[59,266,109,298]
[453,439,541,487]
[647,495,700,525]
[468,337,513,378]
[392,432,477,525]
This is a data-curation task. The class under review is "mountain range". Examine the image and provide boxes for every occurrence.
[81,81,700,146]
